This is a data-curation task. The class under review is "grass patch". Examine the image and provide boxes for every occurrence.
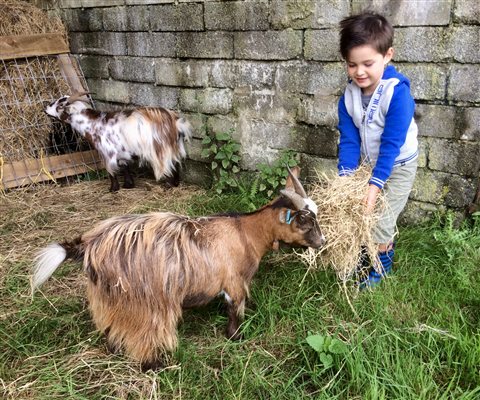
[1,182,479,399]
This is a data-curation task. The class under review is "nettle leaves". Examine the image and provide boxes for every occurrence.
[306,333,348,369]
[201,131,241,194]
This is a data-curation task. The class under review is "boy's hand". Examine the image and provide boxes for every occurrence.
[364,184,380,214]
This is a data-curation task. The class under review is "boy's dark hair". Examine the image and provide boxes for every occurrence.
[339,12,394,60]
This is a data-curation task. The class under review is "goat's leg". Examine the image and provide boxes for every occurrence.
[123,164,135,189]
[109,173,120,192]
[165,162,181,188]
[226,299,245,340]
[222,287,246,340]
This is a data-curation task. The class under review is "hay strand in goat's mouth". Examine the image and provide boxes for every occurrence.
[298,165,389,282]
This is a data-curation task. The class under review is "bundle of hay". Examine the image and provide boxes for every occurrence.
[0,0,70,161]
[298,165,388,282]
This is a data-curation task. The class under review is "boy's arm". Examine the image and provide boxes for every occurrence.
[370,84,415,189]
[337,95,361,176]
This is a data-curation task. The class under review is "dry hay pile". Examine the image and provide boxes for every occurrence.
[0,0,71,161]
[299,166,388,282]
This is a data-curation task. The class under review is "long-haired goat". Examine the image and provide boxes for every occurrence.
[32,167,325,371]
[45,92,192,192]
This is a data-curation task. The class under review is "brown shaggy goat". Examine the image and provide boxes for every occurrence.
[32,168,325,371]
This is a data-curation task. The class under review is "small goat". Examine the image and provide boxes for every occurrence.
[32,167,325,371]
[45,92,192,191]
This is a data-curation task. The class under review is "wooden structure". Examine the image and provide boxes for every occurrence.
[0,32,103,190]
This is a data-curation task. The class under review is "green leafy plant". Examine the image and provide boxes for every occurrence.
[306,333,348,370]
[256,150,299,198]
[201,130,241,194]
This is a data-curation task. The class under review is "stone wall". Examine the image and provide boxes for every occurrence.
[37,0,480,222]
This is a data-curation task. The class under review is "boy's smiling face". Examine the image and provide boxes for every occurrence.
[346,45,394,95]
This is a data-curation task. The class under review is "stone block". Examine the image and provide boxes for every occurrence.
[110,57,155,82]
[428,138,480,176]
[453,0,480,23]
[275,61,345,96]
[181,159,212,188]
[185,138,204,162]
[292,125,338,158]
[270,0,349,29]
[208,60,237,88]
[176,32,234,59]
[304,29,341,61]
[103,6,128,31]
[182,112,207,139]
[126,5,151,30]
[129,83,179,109]
[300,154,338,181]
[205,1,269,31]
[417,138,427,168]
[126,0,173,4]
[150,3,203,31]
[410,168,448,205]
[155,59,209,87]
[61,7,103,31]
[399,200,443,226]
[233,61,276,88]
[206,115,238,139]
[297,94,338,127]
[352,0,452,26]
[414,104,456,138]
[394,27,450,62]
[233,88,299,124]
[450,26,480,63]
[447,64,480,103]
[395,63,447,101]
[87,78,130,103]
[126,33,176,57]
[82,0,124,7]
[179,88,233,115]
[70,32,127,56]
[77,55,110,79]
[234,31,302,60]
[458,107,480,141]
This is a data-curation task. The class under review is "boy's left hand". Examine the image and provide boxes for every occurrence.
[364,184,380,214]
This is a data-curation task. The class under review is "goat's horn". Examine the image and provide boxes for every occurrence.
[280,189,306,211]
[287,166,308,198]
[67,91,90,104]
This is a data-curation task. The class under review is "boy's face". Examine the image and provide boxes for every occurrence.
[345,45,394,95]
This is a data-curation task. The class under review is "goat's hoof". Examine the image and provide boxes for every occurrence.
[141,359,164,372]
[105,341,121,355]
[227,330,243,341]
[123,182,135,189]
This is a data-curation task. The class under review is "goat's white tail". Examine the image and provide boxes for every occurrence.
[31,243,67,291]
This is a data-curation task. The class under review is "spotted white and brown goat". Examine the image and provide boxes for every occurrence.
[32,167,325,371]
[45,92,192,191]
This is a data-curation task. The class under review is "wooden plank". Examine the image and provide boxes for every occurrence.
[0,33,69,60]
[57,54,87,93]
[1,150,104,190]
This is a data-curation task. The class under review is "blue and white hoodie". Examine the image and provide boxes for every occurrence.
[337,65,418,189]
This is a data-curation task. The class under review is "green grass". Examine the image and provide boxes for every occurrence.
[1,191,479,399]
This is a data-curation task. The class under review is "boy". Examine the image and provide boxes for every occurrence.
[337,12,418,288]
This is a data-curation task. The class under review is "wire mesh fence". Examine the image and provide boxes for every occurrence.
[0,54,104,191]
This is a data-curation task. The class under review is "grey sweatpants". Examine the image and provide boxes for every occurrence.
[373,160,418,244]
